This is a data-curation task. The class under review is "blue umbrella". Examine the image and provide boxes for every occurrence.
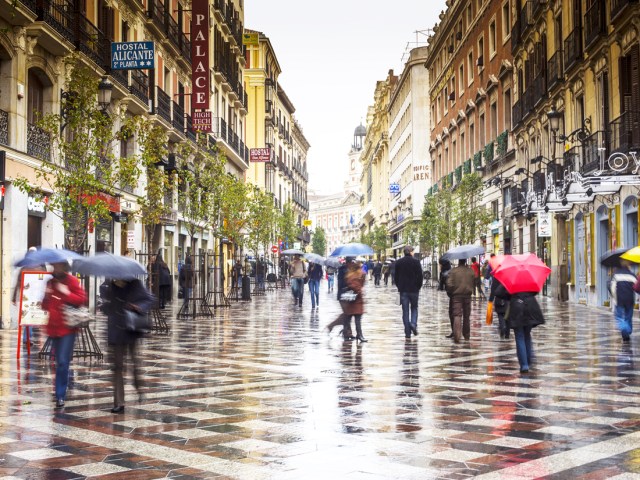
[330,243,374,257]
[72,253,147,279]
[15,248,83,267]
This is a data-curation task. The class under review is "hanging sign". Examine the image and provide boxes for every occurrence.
[192,111,212,132]
[27,195,47,218]
[191,0,209,111]
[303,219,312,227]
[389,183,401,194]
[127,230,136,249]
[250,148,271,162]
[111,41,155,70]
[242,33,259,45]
[537,212,552,237]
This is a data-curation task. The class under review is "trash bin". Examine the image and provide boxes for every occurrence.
[241,275,251,301]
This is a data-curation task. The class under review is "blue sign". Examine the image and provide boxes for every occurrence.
[389,183,401,194]
[111,41,155,70]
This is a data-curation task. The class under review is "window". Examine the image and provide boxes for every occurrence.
[459,64,465,94]
[121,21,129,42]
[460,132,466,160]
[444,87,448,114]
[450,76,456,103]
[431,105,435,129]
[27,70,44,124]
[468,51,474,84]
[490,102,498,140]
[470,123,475,154]
[467,2,473,25]
[492,200,499,221]
[489,20,497,57]
[478,37,485,70]
[502,2,511,41]
[479,113,486,146]
[504,88,512,129]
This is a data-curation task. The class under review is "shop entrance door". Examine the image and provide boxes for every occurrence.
[575,214,588,304]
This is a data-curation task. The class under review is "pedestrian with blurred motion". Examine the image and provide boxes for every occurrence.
[341,260,367,342]
[308,261,322,309]
[101,278,154,413]
[41,261,87,409]
[326,258,353,339]
[13,246,43,346]
[289,254,307,307]
[470,257,485,300]
[439,257,451,291]
[382,262,390,286]
[446,259,475,343]
[179,256,194,313]
[326,265,336,292]
[612,259,638,342]
[256,256,266,291]
[489,276,510,339]
[394,246,424,339]
[154,251,172,309]
[389,260,396,286]
[373,261,383,286]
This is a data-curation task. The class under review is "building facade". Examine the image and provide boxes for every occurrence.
[387,46,431,257]
[0,0,250,326]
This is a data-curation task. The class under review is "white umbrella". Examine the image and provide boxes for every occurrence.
[282,249,305,255]
[304,253,326,265]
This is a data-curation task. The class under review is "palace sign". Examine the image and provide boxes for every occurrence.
[191,0,209,111]
[111,41,154,70]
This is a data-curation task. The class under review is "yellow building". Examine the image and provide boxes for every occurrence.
[360,70,397,244]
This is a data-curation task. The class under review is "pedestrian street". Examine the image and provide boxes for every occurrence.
[3,284,640,479]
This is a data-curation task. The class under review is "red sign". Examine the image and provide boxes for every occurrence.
[250,148,272,162]
[81,192,121,213]
[191,0,209,110]
[271,245,278,253]
[192,111,212,132]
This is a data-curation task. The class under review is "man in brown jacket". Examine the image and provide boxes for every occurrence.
[446,258,475,343]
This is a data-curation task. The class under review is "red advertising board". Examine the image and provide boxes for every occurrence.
[250,148,272,162]
[191,0,209,110]
[192,111,212,132]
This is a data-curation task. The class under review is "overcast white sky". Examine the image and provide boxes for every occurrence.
[244,0,447,195]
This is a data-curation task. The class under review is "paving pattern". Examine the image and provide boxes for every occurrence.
[2,280,640,479]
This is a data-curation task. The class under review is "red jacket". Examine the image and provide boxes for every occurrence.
[471,262,480,278]
[41,273,86,338]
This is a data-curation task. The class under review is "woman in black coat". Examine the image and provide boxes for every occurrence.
[154,252,172,309]
[489,278,511,339]
[101,278,154,413]
[496,282,545,373]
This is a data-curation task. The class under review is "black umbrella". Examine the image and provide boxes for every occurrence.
[600,248,630,268]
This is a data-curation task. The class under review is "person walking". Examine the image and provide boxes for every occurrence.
[470,257,485,300]
[326,258,353,340]
[154,251,172,309]
[289,254,307,307]
[179,256,194,313]
[341,260,367,342]
[308,261,322,309]
[41,261,87,409]
[256,256,266,291]
[382,262,390,286]
[372,261,383,286]
[389,260,396,286]
[611,259,638,342]
[438,258,451,291]
[326,265,336,292]
[446,258,475,343]
[101,278,154,413]
[393,246,424,339]
[13,247,43,347]
[488,276,510,339]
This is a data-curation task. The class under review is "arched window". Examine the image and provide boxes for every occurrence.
[27,70,44,124]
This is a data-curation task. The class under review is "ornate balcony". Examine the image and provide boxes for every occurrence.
[172,100,184,132]
[610,111,640,154]
[611,0,638,20]
[564,27,582,73]
[27,123,50,161]
[129,69,149,105]
[547,50,563,89]
[75,14,110,69]
[0,109,8,146]
[155,87,172,123]
[36,0,74,44]
[584,0,606,49]
[511,19,521,55]
[581,130,609,175]
[185,114,197,143]
[512,97,523,127]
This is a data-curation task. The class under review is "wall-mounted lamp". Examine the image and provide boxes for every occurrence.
[547,108,590,144]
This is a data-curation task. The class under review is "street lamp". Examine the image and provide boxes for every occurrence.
[97,76,113,112]
[546,108,590,144]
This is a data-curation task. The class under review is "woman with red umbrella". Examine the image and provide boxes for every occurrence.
[493,254,550,373]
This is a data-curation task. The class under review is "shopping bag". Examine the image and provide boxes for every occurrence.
[485,301,494,325]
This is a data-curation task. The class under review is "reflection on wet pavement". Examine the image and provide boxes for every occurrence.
[2,283,640,479]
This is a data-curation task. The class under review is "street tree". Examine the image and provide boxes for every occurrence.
[246,187,277,255]
[277,201,301,249]
[13,56,138,252]
[311,227,327,255]
[454,173,492,245]
[219,172,250,251]
[370,224,390,258]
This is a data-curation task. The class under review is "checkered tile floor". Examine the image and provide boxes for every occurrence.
[2,282,640,479]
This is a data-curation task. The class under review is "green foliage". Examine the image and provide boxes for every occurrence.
[484,141,495,164]
[220,173,250,246]
[473,151,483,169]
[311,227,327,255]
[246,187,277,254]
[455,173,493,245]
[420,185,456,253]
[276,201,301,247]
[370,224,390,258]
[13,55,139,251]
[496,130,509,158]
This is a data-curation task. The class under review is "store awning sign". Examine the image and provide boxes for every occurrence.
[111,41,154,70]
[191,0,210,110]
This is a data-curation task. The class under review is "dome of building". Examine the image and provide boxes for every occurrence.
[354,124,366,137]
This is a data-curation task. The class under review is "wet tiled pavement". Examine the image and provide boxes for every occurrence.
[2,282,640,479]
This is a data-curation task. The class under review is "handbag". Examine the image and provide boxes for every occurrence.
[340,289,357,302]
[485,301,494,325]
[62,304,91,328]
[123,309,151,334]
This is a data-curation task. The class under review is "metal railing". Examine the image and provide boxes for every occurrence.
[37,0,74,43]
[172,101,184,131]
[146,0,165,29]
[76,14,110,68]
[610,111,640,153]
[185,114,196,142]
[0,109,8,146]
[584,0,606,48]
[580,130,608,174]
[547,50,563,89]
[156,87,171,123]
[512,97,523,127]
[511,18,521,55]
[27,123,51,161]
[564,26,582,72]
[129,69,149,104]
[611,0,638,20]
[531,72,547,107]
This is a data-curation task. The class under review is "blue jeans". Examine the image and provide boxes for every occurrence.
[615,305,634,339]
[51,333,76,400]
[257,275,265,290]
[327,274,334,291]
[400,292,419,336]
[291,278,304,303]
[513,326,533,371]
[308,279,320,307]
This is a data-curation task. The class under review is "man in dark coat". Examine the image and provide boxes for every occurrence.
[372,261,383,286]
[446,258,475,342]
[394,246,423,338]
[179,256,194,313]
[612,260,637,342]
[489,277,510,339]
[326,258,354,339]
[154,251,172,309]
[101,278,154,412]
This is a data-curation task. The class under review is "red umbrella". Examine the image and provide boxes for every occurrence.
[492,253,551,294]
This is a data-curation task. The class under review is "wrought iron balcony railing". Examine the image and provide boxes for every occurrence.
[172,100,184,131]
[610,110,640,154]
[0,109,8,146]
[611,0,638,20]
[547,50,563,89]
[584,0,606,48]
[564,26,583,72]
[36,0,74,43]
[129,69,149,104]
[27,123,51,161]
[155,87,172,123]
